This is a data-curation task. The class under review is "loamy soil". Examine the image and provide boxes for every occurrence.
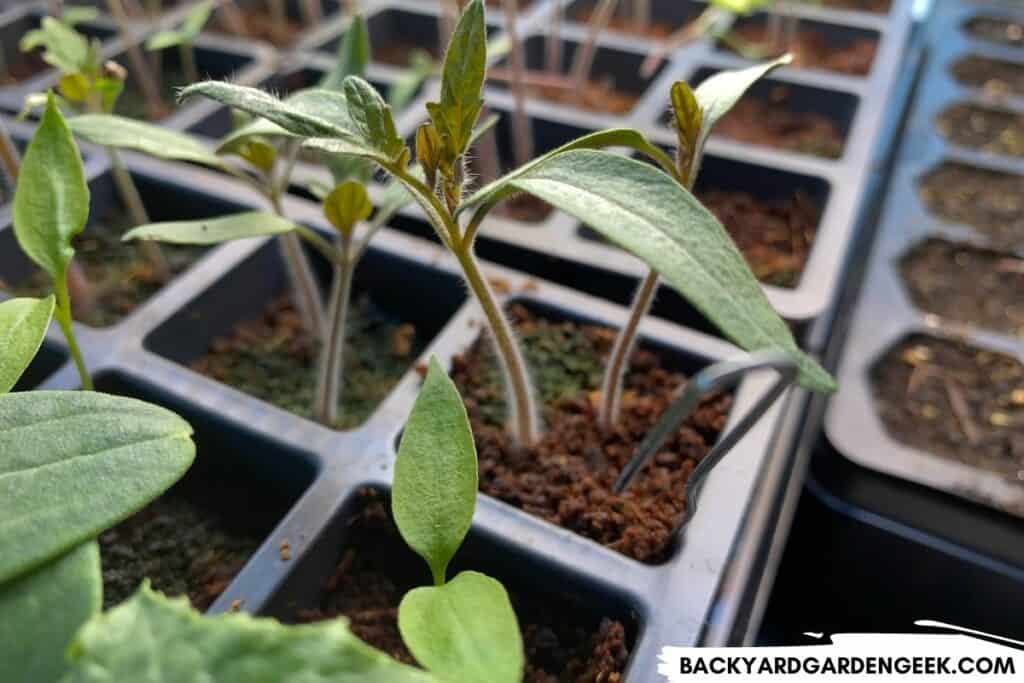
[936,102,1024,158]
[951,55,1024,99]
[710,89,845,158]
[964,17,1024,49]
[919,163,1024,248]
[724,24,877,76]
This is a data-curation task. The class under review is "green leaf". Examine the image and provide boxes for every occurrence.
[320,13,370,91]
[65,584,439,683]
[146,1,213,49]
[473,149,835,392]
[0,391,195,583]
[62,7,101,26]
[427,0,487,159]
[123,211,296,245]
[216,116,295,153]
[323,181,372,236]
[341,77,405,160]
[0,542,101,683]
[0,296,55,395]
[710,0,769,13]
[398,571,523,683]
[69,114,225,169]
[388,51,435,112]
[13,94,89,283]
[669,80,702,184]
[393,357,478,585]
[20,17,90,74]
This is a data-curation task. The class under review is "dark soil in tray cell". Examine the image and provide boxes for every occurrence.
[192,294,422,430]
[0,51,49,86]
[936,103,1024,158]
[449,304,732,564]
[919,162,1024,248]
[708,89,845,158]
[296,490,631,683]
[900,238,1024,337]
[951,55,1024,99]
[871,335,1024,481]
[5,212,203,328]
[823,0,890,12]
[964,16,1024,49]
[724,23,877,76]
[520,79,640,116]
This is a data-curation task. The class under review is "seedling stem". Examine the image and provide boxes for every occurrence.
[314,235,354,425]
[105,0,168,120]
[54,277,93,390]
[0,119,19,186]
[570,0,618,103]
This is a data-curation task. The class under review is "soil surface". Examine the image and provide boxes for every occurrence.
[725,24,877,76]
[209,3,307,47]
[0,51,49,86]
[193,294,421,430]
[872,335,1024,480]
[919,162,1024,248]
[951,55,1024,99]
[571,4,680,39]
[297,490,631,683]
[964,16,1024,48]
[936,102,1024,158]
[7,209,202,328]
[448,305,732,563]
[519,79,640,115]
[710,90,845,158]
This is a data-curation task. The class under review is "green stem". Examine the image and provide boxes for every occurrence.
[55,276,93,391]
[270,194,326,338]
[105,0,167,120]
[598,268,657,428]
[106,146,172,281]
[500,0,534,168]
[314,236,354,426]
[0,118,20,186]
[180,41,199,84]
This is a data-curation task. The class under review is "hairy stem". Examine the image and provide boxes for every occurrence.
[55,274,93,390]
[599,269,657,428]
[474,106,502,184]
[180,41,199,84]
[501,0,534,168]
[106,147,172,281]
[269,196,326,338]
[314,236,354,426]
[106,0,167,120]
[570,0,618,102]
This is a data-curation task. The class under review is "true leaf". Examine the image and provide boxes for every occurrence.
[0,542,101,683]
[669,81,702,184]
[0,391,195,583]
[62,7,101,26]
[69,114,225,169]
[320,13,370,91]
[146,0,214,50]
[427,0,486,159]
[0,296,55,395]
[123,212,296,245]
[398,571,523,683]
[13,94,89,283]
[469,149,834,392]
[323,181,372,236]
[341,76,404,160]
[710,0,769,13]
[393,357,478,585]
[64,584,439,683]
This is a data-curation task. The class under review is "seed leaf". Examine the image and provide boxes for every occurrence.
[69,114,225,169]
[64,584,439,683]
[475,149,835,392]
[398,571,523,683]
[427,0,487,160]
[323,181,373,237]
[320,13,370,91]
[393,357,478,585]
[0,297,55,394]
[123,211,296,245]
[0,391,195,583]
[13,94,89,283]
[0,542,101,683]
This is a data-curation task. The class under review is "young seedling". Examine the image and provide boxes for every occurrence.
[105,0,168,119]
[145,0,215,84]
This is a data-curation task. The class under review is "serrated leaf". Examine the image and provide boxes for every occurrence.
[398,571,523,683]
[342,76,404,160]
[20,17,90,74]
[13,94,89,283]
[428,0,486,159]
[0,391,195,584]
[0,296,55,395]
[69,114,225,168]
[393,357,478,585]
[0,542,101,683]
[320,12,370,91]
[323,181,372,236]
[471,149,834,392]
[123,211,296,245]
[670,80,702,184]
[64,584,439,683]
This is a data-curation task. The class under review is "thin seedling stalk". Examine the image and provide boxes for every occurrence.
[474,106,502,184]
[180,41,199,83]
[313,235,354,425]
[0,119,20,187]
[545,0,562,73]
[500,0,534,168]
[598,269,657,427]
[106,0,168,121]
[569,0,618,104]
[54,275,93,390]
[108,148,173,281]
[640,4,722,76]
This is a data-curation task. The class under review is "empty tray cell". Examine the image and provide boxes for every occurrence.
[490,35,666,116]
[1,12,113,87]
[679,67,857,158]
[209,0,341,48]
[964,15,1024,49]
[919,161,1024,248]
[951,54,1024,98]
[146,239,465,430]
[92,371,317,610]
[871,334,1024,483]
[568,0,705,38]
[718,15,879,76]
[899,238,1024,337]
[262,487,637,680]
[936,102,1024,158]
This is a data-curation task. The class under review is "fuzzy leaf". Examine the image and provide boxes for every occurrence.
[64,584,439,683]
[13,94,89,283]
[342,77,404,160]
[670,81,702,184]
[69,114,224,168]
[427,0,486,159]
[474,149,835,392]
[0,542,101,683]
[323,181,372,236]
[146,0,214,50]
[393,357,478,585]
[0,391,195,583]
[123,211,296,245]
[398,571,523,683]
[0,297,55,395]
[320,13,370,91]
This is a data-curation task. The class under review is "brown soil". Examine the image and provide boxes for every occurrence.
[872,335,1024,480]
[936,103,1024,158]
[951,55,1024,99]
[448,305,732,564]
[209,3,306,48]
[0,51,49,86]
[701,189,819,288]
[571,5,679,39]
[522,79,640,115]
[6,210,202,328]
[919,162,1024,248]
[824,0,890,12]
[726,24,877,76]
[964,16,1024,49]
[192,294,422,430]
[900,238,1024,337]
[296,490,631,683]
[710,90,845,158]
